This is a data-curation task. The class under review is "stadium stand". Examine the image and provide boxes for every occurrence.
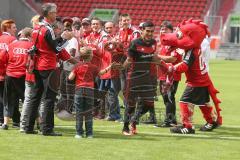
[42,0,211,34]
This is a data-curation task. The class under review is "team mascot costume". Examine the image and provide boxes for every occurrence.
[160,19,222,134]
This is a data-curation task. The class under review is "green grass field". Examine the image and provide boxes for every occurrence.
[0,60,240,160]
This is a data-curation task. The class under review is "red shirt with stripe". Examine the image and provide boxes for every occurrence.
[127,38,157,75]
[33,21,70,70]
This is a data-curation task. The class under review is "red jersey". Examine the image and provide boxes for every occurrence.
[81,31,91,40]
[99,33,123,79]
[128,38,157,76]
[118,26,140,55]
[25,50,67,83]
[5,39,33,78]
[85,31,103,68]
[33,20,70,70]
[0,32,16,81]
[73,62,100,88]
[87,43,103,69]
[85,31,102,46]
[180,48,210,87]
[158,45,183,81]
[57,49,71,61]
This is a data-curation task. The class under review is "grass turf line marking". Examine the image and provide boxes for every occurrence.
[55,125,240,140]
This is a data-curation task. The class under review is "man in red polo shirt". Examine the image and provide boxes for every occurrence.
[0,19,17,127]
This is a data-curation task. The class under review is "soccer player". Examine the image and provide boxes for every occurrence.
[122,21,157,135]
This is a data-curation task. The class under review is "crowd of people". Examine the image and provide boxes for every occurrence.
[0,2,220,138]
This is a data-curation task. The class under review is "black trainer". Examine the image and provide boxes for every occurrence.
[199,122,219,132]
[154,121,177,128]
[122,125,132,136]
[170,126,195,134]
[42,131,62,136]
[1,124,9,130]
[12,122,20,128]
[142,120,157,124]
[25,130,38,134]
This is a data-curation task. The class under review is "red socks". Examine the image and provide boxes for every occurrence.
[179,102,194,128]
[199,105,214,124]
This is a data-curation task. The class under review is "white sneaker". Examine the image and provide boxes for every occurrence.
[86,135,93,139]
[75,135,83,139]
[19,128,25,133]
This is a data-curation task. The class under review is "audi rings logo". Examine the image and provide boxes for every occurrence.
[13,48,28,55]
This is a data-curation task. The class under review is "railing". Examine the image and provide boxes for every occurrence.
[204,0,223,36]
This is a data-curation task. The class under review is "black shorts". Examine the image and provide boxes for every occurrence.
[180,86,210,106]
[124,84,156,103]
[125,72,156,104]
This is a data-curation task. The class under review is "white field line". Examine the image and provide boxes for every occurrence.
[55,124,240,140]
[55,124,240,129]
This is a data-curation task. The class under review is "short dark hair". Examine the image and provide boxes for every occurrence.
[119,13,131,21]
[142,21,154,29]
[160,20,173,31]
[120,13,130,17]
[91,17,102,25]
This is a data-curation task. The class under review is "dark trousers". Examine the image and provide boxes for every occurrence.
[160,80,179,124]
[25,70,57,133]
[59,70,75,112]
[93,78,106,118]
[74,88,94,136]
[0,81,4,123]
[131,103,151,123]
[3,76,25,122]
[135,100,156,123]
[123,99,154,130]
[135,76,157,122]
[99,78,121,120]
